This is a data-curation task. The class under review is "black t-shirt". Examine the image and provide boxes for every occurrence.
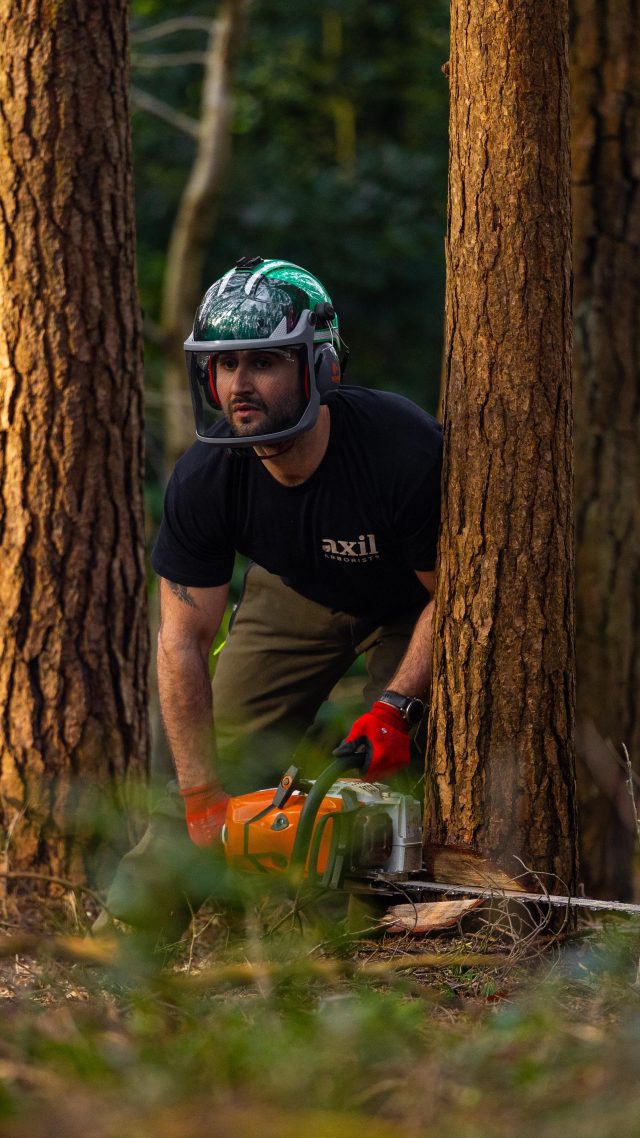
[152,386,442,621]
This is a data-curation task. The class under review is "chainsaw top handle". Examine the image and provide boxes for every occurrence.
[290,753,361,872]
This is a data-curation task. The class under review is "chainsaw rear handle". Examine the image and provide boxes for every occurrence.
[289,753,363,872]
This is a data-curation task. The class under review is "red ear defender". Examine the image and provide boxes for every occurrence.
[207,354,221,408]
[313,344,342,395]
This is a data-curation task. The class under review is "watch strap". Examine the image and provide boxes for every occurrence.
[378,689,425,726]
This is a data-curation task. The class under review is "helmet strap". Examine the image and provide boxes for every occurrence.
[254,440,297,460]
[230,439,297,461]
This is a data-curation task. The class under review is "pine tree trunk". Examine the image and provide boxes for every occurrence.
[0,1,149,885]
[571,0,640,900]
[426,0,578,890]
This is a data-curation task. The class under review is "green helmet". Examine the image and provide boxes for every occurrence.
[185,257,346,448]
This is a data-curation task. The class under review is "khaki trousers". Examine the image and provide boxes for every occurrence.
[103,563,423,935]
[213,563,422,793]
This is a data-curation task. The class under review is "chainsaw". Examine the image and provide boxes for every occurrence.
[222,755,640,917]
[223,755,422,889]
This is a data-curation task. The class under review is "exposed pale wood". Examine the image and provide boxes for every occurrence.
[381,898,482,934]
[423,844,526,891]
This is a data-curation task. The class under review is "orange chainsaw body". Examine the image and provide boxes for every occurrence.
[223,786,345,875]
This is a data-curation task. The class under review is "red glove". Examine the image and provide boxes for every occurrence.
[333,702,410,781]
[180,783,229,849]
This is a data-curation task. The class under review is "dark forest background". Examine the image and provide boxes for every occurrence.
[131,0,450,509]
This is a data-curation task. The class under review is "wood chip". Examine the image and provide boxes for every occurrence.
[380,897,483,934]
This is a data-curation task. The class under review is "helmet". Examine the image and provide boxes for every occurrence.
[184,257,347,448]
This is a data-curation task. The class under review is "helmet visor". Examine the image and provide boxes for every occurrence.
[185,314,319,448]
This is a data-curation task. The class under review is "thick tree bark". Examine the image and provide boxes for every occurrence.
[0,1,149,884]
[426,0,578,890]
[571,1,640,899]
[161,1,247,467]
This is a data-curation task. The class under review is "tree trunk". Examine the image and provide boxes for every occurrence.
[571,0,640,900]
[161,0,247,468]
[426,0,578,891]
[0,1,149,885]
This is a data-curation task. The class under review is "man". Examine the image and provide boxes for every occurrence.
[101,257,441,940]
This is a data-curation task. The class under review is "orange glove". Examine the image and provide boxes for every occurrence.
[180,783,229,849]
[333,702,410,781]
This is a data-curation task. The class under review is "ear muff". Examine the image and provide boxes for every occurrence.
[207,354,221,409]
[314,344,341,395]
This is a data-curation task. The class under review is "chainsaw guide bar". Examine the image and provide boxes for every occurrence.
[359,875,640,916]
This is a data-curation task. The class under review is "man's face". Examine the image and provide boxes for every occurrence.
[213,348,306,438]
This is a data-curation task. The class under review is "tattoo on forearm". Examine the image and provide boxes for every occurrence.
[168,581,196,608]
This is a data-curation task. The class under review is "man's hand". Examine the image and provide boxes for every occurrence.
[180,783,230,849]
[333,702,410,781]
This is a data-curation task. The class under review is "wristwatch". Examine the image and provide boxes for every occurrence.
[378,690,425,726]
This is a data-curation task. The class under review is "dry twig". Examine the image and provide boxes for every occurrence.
[621,743,640,986]
[0,871,108,915]
[622,744,640,848]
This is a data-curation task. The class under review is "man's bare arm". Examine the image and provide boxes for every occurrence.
[387,570,436,698]
[335,571,437,779]
[157,576,229,790]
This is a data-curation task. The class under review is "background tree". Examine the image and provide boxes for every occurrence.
[130,8,248,468]
[130,0,450,503]
[571,0,640,900]
[160,2,247,468]
[0,1,149,884]
[426,0,578,889]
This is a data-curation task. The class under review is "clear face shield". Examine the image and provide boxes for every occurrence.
[185,311,320,448]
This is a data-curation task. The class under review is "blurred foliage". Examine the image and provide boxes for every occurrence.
[3,900,640,1136]
[131,0,450,500]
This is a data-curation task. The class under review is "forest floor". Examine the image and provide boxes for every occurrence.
[0,883,639,1138]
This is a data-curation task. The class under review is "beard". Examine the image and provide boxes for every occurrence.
[227,389,307,439]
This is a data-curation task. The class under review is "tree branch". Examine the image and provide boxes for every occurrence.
[130,85,199,139]
[133,51,210,68]
[131,17,213,44]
